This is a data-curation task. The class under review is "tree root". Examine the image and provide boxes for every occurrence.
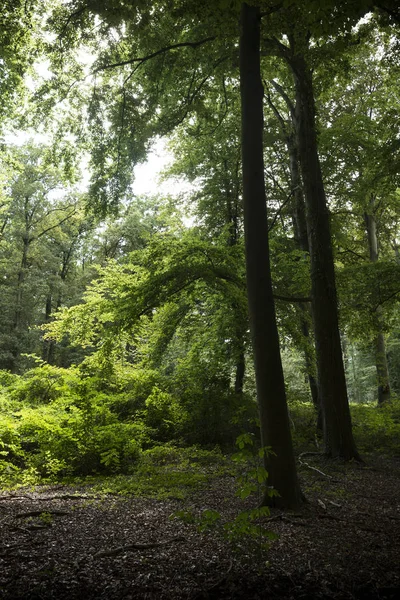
[92,535,186,558]
[267,514,311,527]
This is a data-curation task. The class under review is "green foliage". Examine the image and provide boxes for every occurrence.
[0,357,233,488]
[9,362,81,405]
[351,399,400,456]
[144,387,188,441]
[232,434,279,502]
[288,400,320,451]
[283,397,400,457]
[0,363,151,485]
[42,230,255,446]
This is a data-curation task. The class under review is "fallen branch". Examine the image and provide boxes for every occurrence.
[15,510,69,518]
[298,453,336,480]
[1,493,100,502]
[0,495,33,501]
[93,536,186,558]
[41,494,101,501]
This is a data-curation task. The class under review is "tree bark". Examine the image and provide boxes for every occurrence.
[287,50,360,460]
[234,347,245,395]
[239,3,302,508]
[266,88,320,415]
[287,136,320,415]
[364,195,391,405]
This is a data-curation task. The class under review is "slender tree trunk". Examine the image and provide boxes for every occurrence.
[42,293,57,364]
[234,346,245,395]
[9,236,30,372]
[287,137,320,415]
[364,195,391,405]
[288,51,360,460]
[266,88,321,422]
[239,3,302,508]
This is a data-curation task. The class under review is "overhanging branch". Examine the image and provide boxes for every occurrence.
[93,37,217,75]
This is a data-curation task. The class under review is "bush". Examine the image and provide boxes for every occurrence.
[288,400,319,451]
[351,399,400,456]
[0,365,153,484]
[9,363,81,405]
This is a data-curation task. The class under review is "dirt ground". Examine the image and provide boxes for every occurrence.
[1,454,399,599]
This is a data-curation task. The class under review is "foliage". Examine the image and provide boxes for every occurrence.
[351,399,400,456]
[54,445,226,500]
[0,362,149,485]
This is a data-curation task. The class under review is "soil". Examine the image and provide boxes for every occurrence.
[1,454,399,599]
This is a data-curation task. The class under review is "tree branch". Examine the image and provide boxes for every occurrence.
[36,210,77,239]
[264,86,288,133]
[270,79,295,119]
[260,3,284,18]
[93,37,216,74]
[268,191,295,232]
[59,5,90,39]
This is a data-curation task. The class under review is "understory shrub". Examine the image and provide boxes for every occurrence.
[351,399,400,455]
[286,398,400,457]
[288,400,319,451]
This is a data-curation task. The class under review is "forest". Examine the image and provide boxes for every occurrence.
[0,0,400,598]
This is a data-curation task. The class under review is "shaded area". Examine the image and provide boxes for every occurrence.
[0,455,399,599]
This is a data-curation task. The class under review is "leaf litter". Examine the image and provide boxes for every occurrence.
[0,454,399,599]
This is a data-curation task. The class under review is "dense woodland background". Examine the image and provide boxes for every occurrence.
[0,0,400,510]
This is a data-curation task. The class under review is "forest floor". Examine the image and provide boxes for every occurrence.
[0,453,399,600]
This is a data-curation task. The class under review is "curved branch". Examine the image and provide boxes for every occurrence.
[270,79,295,120]
[93,37,217,74]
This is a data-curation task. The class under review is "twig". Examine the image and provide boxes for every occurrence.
[0,493,100,501]
[93,37,216,74]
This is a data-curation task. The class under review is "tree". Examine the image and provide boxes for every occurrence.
[0,144,80,371]
[38,0,304,506]
[259,3,364,459]
[265,79,320,418]
[0,0,38,126]
[317,28,400,405]
[240,3,302,508]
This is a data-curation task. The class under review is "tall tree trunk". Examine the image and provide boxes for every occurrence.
[288,138,320,415]
[288,50,360,460]
[265,89,320,418]
[364,195,391,405]
[239,3,302,508]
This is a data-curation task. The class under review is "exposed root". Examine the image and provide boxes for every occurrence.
[92,536,186,559]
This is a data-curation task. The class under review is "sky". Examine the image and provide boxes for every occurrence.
[132,138,194,199]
